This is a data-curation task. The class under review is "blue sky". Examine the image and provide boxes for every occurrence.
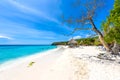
[0,0,114,44]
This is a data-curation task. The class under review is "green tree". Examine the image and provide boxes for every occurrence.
[102,0,120,54]
[110,0,120,26]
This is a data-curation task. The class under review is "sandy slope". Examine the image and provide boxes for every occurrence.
[0,46,120,80]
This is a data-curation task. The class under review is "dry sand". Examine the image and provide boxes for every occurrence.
[0,46,120,80]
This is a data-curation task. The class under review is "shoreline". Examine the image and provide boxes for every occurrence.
[0,46,120,80]
[0,47,59,71]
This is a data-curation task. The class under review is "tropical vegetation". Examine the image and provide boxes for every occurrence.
[52,37,102,46]
[102,0,120,54]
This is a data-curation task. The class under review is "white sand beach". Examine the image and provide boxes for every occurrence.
[0,46,120,80]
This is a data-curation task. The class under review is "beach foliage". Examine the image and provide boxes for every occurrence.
[52,37,102,46]
[101,0,120,54]
[102,0,120,44]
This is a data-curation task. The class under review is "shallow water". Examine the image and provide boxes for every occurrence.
[0,45,56,64]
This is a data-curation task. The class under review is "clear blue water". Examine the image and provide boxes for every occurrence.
[0,45,56,64]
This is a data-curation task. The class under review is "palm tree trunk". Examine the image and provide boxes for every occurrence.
[89,17,111,51]
[98,35,110,51]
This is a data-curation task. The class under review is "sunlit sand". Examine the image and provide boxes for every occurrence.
[0,46,120,80]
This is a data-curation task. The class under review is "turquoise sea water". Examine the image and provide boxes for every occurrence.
[0,45,56,64]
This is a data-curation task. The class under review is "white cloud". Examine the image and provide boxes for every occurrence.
[73,36,81,39]
[86,34,90,37]
[69,35,81,40]
[8,0,59,23]
[0,35,13,40]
